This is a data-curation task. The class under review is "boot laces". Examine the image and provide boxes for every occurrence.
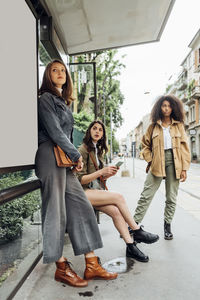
[97,256,102,266]
[140,225,144,231]
[64,260,76,274]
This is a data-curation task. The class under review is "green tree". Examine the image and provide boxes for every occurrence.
[73,111,94,133]
[112,136,120,153]
[95,50,125,129]
[71,50,125,152]
[187,79,195,98]
[71,50,125,128]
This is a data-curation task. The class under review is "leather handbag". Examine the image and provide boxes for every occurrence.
[54,145,77,168]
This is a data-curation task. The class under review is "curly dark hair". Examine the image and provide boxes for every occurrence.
[83,120,108,156]
[151,94,185,123]
[39,59,75,106]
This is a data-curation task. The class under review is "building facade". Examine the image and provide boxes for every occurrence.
[167,29,200,161]
[126,29,200,162]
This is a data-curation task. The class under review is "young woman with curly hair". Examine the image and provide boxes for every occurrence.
[132,95,190,240]
[77,120,159,263]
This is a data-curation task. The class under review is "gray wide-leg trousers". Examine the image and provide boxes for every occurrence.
[35,141,103,264]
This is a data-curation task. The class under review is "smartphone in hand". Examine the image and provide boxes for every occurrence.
[115,161,123,168]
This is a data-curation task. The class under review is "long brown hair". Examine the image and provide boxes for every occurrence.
[83,120,108,156]
[39,59,75,105]
[151,94,185,123]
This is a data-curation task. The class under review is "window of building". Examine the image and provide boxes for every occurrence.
[199,100,200,123]
[199,48,200,65]
[194,48,200,70]
[190,105,195,122]
[188,53,192,68]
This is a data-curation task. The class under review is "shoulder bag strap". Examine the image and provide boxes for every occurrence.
[88,151,108,191]
[146,123,156,174]
[149,123,156,151]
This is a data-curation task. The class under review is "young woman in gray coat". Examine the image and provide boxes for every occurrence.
[35,60,117,288]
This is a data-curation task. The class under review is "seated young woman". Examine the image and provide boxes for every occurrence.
[77,120,159,263]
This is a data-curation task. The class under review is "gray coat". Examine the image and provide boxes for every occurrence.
[38,92,80,162]
[35,92,103,263]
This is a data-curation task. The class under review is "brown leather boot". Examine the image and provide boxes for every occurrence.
[84,256,118,280]
[55,258,88,287]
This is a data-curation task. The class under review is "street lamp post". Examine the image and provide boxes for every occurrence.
[132,141,135,178]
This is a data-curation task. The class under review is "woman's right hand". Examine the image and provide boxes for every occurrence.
[100,166,118,178]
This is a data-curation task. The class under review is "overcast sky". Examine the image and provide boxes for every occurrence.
[115,0,200,140]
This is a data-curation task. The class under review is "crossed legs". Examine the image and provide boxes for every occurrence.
[85,189,139,243]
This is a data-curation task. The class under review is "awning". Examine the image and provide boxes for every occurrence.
[44,0,175,55]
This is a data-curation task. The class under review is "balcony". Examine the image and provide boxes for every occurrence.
[177,79,187,91]
[194,64,200,73]
[179,92,188,103]
[187,97,196,106]
[190,86,200,99]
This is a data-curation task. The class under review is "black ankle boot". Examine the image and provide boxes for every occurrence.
[164,221,173,240]
[128,226,159,244]
[126,242,149,262]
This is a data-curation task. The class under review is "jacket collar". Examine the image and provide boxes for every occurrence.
[156,118,180,126]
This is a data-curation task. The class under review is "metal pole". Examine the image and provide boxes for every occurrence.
[93,62,97,119]
[103,89,106,125]
[110,111,112,162]
[132,142,135,178]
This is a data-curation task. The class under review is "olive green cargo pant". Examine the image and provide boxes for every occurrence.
[134,149,180,224]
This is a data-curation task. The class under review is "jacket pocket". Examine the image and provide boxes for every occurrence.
[152,133,159,148]
[173,133,181,148]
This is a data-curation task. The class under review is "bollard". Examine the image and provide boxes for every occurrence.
[132,156,135,178]
[121,156,130,177]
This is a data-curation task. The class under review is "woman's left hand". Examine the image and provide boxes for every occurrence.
[73,156,84,172]
[180,170,187,182]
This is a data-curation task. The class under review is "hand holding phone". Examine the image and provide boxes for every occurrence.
[115,161,123,168]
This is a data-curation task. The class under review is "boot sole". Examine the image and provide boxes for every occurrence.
[84,276,117,281]
[55,277,88,287]
[164,236,173,240]
[135,236,159,244]
[126,254,149,263]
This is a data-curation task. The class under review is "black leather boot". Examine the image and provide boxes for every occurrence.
[128,226,159,244]
[126,242,149,262]
[164,221,173,240]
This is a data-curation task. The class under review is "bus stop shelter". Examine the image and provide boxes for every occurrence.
[0,1,175,299]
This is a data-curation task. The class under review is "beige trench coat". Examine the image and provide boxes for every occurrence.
[141,119,191,179]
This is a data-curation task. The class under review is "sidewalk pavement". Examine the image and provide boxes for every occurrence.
[179,162,200,200]
[13,159,200,300]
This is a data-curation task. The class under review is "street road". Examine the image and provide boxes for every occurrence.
[115,157,200,221]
